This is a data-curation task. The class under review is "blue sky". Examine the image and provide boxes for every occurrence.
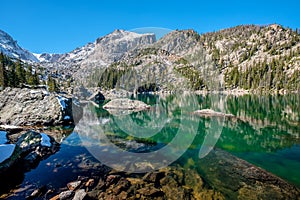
[1,0,299,54]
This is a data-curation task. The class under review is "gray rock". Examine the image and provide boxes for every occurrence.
[17,131,48,153]
[92,29,156,63]
[103,89,132,100]
[0,87,75,126]
[103,98,150,114]
[67,180,81,191]
[193,109,235,118]
[73,86,92,100]
[16,131,59,167]
[59,190,74,200]
[28,185,47,199]
[72,189,86,200]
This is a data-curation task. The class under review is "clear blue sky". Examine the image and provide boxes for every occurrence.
[1,0,299,54]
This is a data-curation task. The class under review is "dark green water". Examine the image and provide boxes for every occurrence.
[4,93,300,198]
[92,93,300,186]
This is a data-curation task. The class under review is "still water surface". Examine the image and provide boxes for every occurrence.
[4,93,300,198]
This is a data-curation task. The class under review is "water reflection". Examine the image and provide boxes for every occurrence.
[2,93,300,198]
[76,94,204,173]
[85,93,300,185]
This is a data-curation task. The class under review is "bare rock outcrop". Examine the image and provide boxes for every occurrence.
[0,87,74,126]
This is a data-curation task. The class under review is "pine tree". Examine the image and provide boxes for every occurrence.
[0,53,8,89]
[16,61,26,85]
[47,75,59,92]
[26,65,34,85]
[8,64,18,87]
[32,71,40,85]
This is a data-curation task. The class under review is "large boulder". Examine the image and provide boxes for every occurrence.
[103,98,150,110]
[103,98,150,116]
[0,87,76,126]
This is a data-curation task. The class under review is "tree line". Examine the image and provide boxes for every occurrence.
[0,53,39,88]
[225,54,300,91]
[0,52,60,92]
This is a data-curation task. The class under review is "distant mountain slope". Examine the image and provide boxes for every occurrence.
[88,24,300,91]
[1,24,299,92]
[199,24,300,90]
[33,53,61,63]
[71,30,156,85]
[38,29,156,87]
[0,30,38,62]
[88,30,215,90]
[88,29,156,64]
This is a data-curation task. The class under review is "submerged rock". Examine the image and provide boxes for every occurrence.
[82,151,299,200]
[198,148,300,199]
[86,165,225,200]
[27,185,47,199]
[193,109,235,118]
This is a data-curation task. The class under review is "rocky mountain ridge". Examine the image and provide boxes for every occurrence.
[1,24,300,92]
[199,24,300,90]
[0,30,38,62]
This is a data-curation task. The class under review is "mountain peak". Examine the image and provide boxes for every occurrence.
[0,29,38,62]
[96,29,156,44]
[268,23,283,30]
[112,29,124,33]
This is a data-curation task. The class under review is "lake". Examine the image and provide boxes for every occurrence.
[2,93,300,199]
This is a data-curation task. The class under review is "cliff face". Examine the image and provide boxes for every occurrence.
[91,29,156,63]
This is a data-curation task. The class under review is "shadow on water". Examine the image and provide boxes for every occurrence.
[1,132,111,199]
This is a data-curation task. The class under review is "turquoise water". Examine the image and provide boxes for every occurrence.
[3,93,300,198]
[78,93,300,186]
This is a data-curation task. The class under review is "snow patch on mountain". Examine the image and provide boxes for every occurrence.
[33,53,61,63]
[0,29,39,62]
[57,42,95,65]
